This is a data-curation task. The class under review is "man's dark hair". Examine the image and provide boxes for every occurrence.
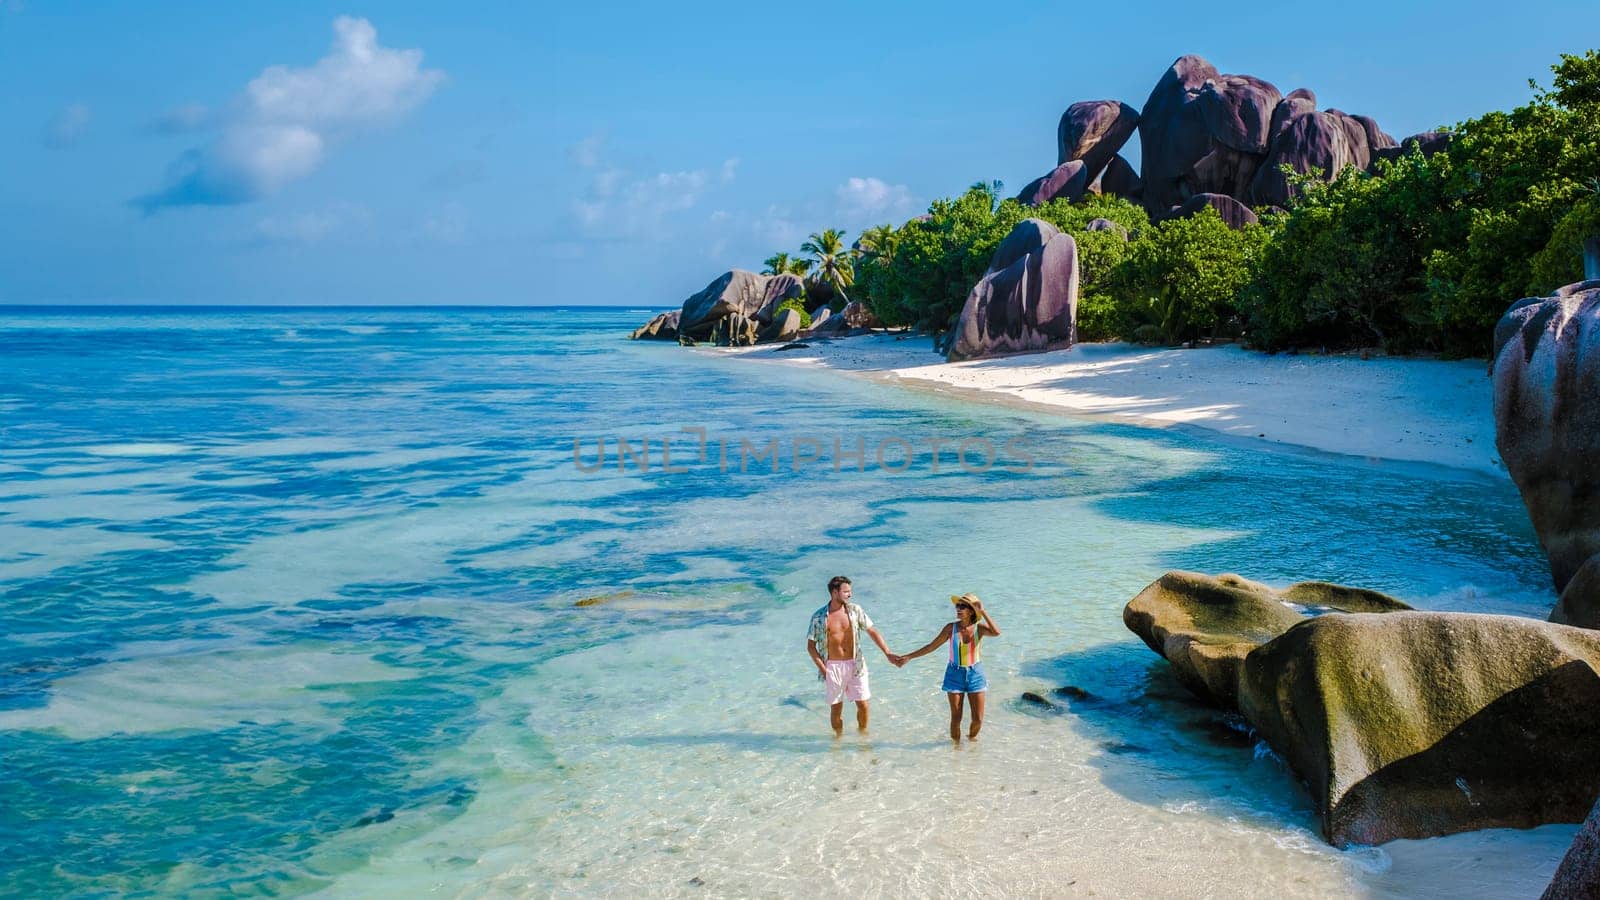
[827,575,852,595]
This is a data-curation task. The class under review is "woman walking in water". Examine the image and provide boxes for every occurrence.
[895,593,1000,742]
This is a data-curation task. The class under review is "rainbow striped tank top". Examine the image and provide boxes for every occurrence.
[948,622,981,667]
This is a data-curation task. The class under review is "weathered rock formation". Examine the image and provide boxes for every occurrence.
[1124,572,1407,708]
[1493,281,1600,628]
[630,269,812,346]
[948,218,1079,362]
[842,300,881,329]
[1241,611,1600,847]
[753,274,806,324]
[1125,571,1600,847]
[1374,130,1454,164]
[1085,218,1128,240]
[1250,104,1396,207]
[1016,160,1089,207]
[1035,55,1403,227]
[1057,100,1140,181]
[1139,55,1281,215]
[1156,192,1259,230]
[758,308,802,344]
[1544,797,1600,899]
[629,310,679,341]
[1096,154,1142,200]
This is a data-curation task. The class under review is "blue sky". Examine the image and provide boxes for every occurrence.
[3,0,1596,305]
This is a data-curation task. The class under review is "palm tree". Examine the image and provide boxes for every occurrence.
[761,252,812,277]
[856,224,898,265]
[801,228,854,300]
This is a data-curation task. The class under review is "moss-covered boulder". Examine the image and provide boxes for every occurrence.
[1239,611,1600,847]
[1122,571,1408,708]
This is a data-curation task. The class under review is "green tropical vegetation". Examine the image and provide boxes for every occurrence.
[761,252,812,277]
[753,49,1600,356]
[800,228,855,302]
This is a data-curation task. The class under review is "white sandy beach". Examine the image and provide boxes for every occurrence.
[726,335,1503,476]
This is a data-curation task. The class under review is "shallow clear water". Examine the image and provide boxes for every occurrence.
[0,307,1575,897]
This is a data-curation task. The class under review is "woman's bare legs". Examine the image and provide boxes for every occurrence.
[946,692,964,742]
[967,691,985,740]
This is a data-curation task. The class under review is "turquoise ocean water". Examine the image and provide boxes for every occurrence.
[0,307,1578,897]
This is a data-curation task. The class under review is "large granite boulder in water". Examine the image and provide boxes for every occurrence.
[1015,160,1089,207]
[753,274,806,324]
[1125,570,1600,847]
[948,218,1079,362]
[1238,611,1600,847]
[1123,571,1406,708]
[758,308,802,344]
[1139,55,1281,215]
[678,269,774,341]
[1493,281,1600,628]
[629,310,680,341]
[1057,100,1140,180]
[1544,797,1600,899]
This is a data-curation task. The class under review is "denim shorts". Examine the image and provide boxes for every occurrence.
[942,661,988,694]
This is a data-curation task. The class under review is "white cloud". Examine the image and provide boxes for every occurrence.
[137,17,444,212]
[568,135,735,237]
[44,103,90,149]
[835,177,914,220]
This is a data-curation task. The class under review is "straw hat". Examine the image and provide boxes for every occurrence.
[949,592,983,609]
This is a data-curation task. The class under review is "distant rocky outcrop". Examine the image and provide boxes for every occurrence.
[1139,55,1281,215]
[1493,281,1600,628]
[1057,100,1140,182]
[948,218,1079,362]
[630,269,816,346]
[1031,54,1404,227]
[1374,130,1454,164]
[629,310,680,341]
[1125,571,1600,847]
[1016,160,1089,207]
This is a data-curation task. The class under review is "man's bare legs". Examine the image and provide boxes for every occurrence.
[947,692,964,742]
[968,691,985,740]
[829,701,869,735]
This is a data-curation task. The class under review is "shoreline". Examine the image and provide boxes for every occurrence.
[716,334,1505,478]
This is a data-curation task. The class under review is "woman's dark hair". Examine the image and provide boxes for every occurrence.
[828,575,852,594]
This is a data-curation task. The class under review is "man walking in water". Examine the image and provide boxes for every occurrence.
[806,575,898,736]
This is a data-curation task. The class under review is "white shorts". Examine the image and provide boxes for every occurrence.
[824,659,870,704]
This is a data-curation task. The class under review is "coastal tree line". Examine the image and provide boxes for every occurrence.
[759,49,1599,358]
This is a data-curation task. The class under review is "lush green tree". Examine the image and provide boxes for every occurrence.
[761,252,812,277]
[1530,192,1600,292]
[801,229,855,300]
[775,296,812,329]
[1112,207,1270,343]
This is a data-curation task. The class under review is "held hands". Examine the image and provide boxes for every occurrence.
[888,652,907,668]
